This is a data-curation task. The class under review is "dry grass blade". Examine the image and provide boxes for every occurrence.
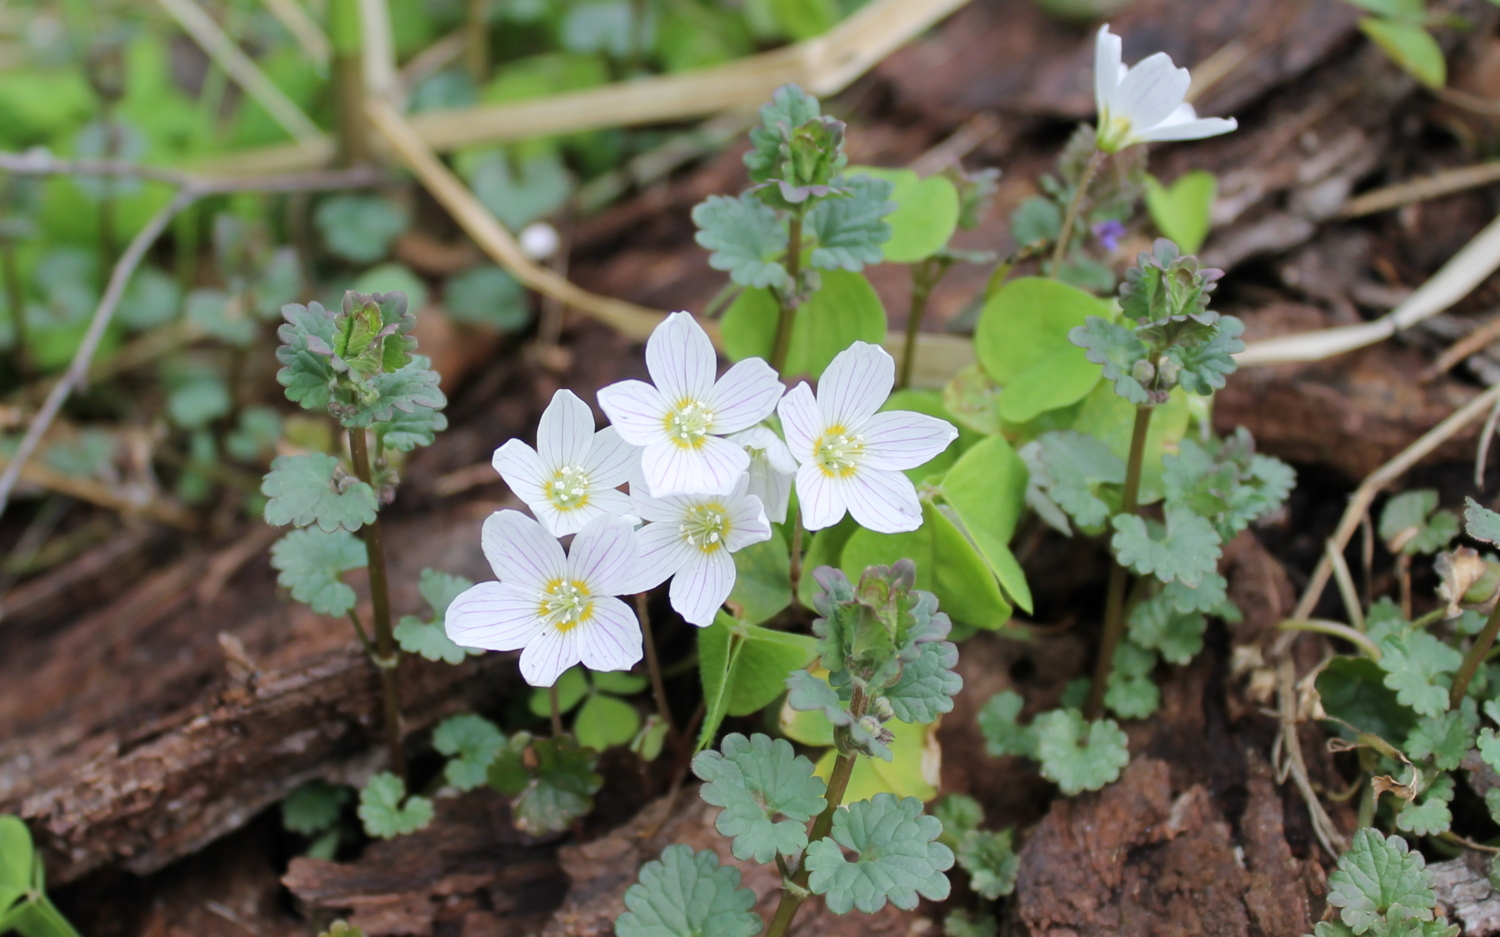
[1341,161,1500,219]
[1423,310,1500,381]
[257,0,329,68]
[194,0,973,176]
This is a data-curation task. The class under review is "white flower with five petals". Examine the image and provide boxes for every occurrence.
[779,342,956,534]
[493,389,637,536]
[1094,25,1237,154]
[598,312,783,498]
[629,474,772,626]
[445,510,642,687]
[729,426,796,525]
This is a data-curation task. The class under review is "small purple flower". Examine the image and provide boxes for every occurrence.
[1094,220,1126,252]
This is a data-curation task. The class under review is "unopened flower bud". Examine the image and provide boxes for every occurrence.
[1131,359,1156,386]
[1436,546,1500,618]
[1157,359,1182,388]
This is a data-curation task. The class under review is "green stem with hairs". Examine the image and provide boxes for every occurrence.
[769,209,805,374]
[1451,600,1500,709]
[764,687,866,937]
[348,427,406,780]
[1082,403,1151,721]
[1049,148,1106,273]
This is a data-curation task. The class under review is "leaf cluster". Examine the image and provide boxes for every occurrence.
[1315,828,1457,937]
[976,691,1129,795]
[487,732,603,835]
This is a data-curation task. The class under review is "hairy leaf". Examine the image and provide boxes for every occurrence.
[1166,313,1244,395]
[270,528,367,616]
[977,690,1037,759]
[957,828,1019,900]
[692,733,827,863]
[1395,774,1454,838]
[805,793,953,914]
[884,640,962,723]
[276,302,340,411]
[1326,828,1438,934]
[692,194,789,289]
[358,772,434,839]
[281,781,350,836]
[804,174,895,271]
[1466,497,1500,547]
[433,714,506,791]
[1381,491,1459,556]
[1020,431,1126,533]
[1405,707,1476,771]
[376,403,448,452]
[1070,316,1152,405]
[1378,632,1463,718]
[1128,592,1208,665]
[263,453,377,533]
[1111,507,1222,587]
[1033,708,1130,795]
[616,844,761,937]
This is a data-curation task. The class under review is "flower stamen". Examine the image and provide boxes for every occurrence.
[678,502,731,553]
[545,465,592,511]
[663,399,716,450]
[813,425,864,478]
[538,578,593,632]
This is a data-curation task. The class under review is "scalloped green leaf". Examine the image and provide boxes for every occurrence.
[269,528,367,616]
[805,793,953,914]
[616,845,761,937]
[692,732,827,863]
[263,453,377,533]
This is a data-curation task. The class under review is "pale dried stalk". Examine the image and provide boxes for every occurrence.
[257,0,329,68]
[155,0,322,146]
[194,0,972,177]
[1341,161,1500,219]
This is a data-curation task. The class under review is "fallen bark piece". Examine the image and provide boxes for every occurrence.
[1429,854,1500,936]
[284,790,566,936]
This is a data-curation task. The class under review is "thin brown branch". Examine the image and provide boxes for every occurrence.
[1423,310,1500,381]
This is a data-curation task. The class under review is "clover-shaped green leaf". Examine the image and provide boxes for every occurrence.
[1111,506,1221,587]
[804,174,894,272]
[394,568,481,664]
[1128,592,1207,665]
[1405,707,1475,771]
[358,772,434,839]
[1326,828,1438,934]
[692,732,827,864]
[376,403,448,452]
[1033,708,1130,795]
[1395,773,1453,837]
[805,793,953,914]
[977,690,1037,759]
[269,528,367,616]
[1381,491,1459,556]
[616,844,761,937]
[263,453,377,533]
[1070,316,1151,405]
[957,828,1019,901]
[433,714,506,791]
[883,639,962,723]
[692,194,789,289]
[281,781,350,836]
[487,732,602,835]
[1378,632,1462,718]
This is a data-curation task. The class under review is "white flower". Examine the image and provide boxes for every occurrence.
[519,221,560,261]
[1094,25,1237,154]
[446,510,642,687]
[779,342,956,534]
[598,312,784,498]
[492,389,637,537]
[629,474,772,626]
[730,426,796,525]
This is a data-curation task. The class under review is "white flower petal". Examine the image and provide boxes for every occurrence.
[532,499,569,537]
[581,487,636,525]
[577,596,643,673]
[796,463,848,531]
[643,435,749,497]
[745,459,791,525]
[629,521,695,591]
[732,426,797,474]
[646,311,717,404]
[492,439,547,505]
[598,379,670,447]
[519,627,580,687]
[1095,25,1123,110]
[669,549,736,626]
[445,581,543,651]
[567,514,640,596]
[583,426,637,487]
[1113,51,1191,132]
[778,383,822,463]
[708,358,784,433]
[1134,115,1237,144]
[860,410,959,471]
[537,388,595,471]
[724,494,772,552]
[843,468,923,534]
[482,509,567,588]
[816,342,893,430]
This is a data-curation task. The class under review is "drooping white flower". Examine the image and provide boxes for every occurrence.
[629,474,772,626]
[730,426,796,525]
[446,510,642,687]
[598,312,784,498]
[779,342,956,534]
[1094,25,1237,154]
[492,389,637,536]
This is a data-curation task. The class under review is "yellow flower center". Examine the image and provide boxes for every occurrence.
[664,399,715,449]
[538,579,593,632]
[679,502,731,553]
[813,425,863,478]
[1096,109,1133,154]
[545,465,591,511]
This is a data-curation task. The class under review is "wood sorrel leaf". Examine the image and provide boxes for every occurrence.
[849,166,960,263]
[975,277,1108,423]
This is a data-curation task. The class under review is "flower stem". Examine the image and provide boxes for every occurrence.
[637,592,678,741]
[769,210,806,374]
[1451,601,1500,709]
[764,687,866,937]
[1083,404,1152,721]
[549,682,564,736]
[789,512,805,604]
[1,235,27,379]
[1277,619,1382,661]
[330,0,368,166]
[348,427,406,780]
[898,260,939,391]
[1050,148,1106,273]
